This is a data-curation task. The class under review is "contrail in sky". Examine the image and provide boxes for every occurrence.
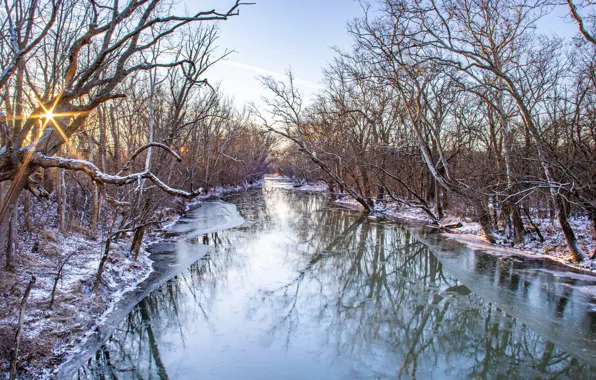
[219,60,323,90]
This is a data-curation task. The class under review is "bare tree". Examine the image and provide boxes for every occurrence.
[254,71,374,211]
[0,0,249,263]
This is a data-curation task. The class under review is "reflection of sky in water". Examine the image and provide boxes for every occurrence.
[80,182,596,379]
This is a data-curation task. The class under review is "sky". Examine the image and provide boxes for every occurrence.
[183,0,364,108]
[183,0,581,110]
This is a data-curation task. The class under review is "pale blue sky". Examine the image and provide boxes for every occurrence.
[184,0,580,109]
[184,0,363,107]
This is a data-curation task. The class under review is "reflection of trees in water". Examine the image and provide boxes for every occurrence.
[254,211,594,378]
[79,229,242,378]
[78,297,171,379]
[79,189,595,378]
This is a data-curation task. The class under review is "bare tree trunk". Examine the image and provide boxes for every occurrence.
[556,199,585,261]
[495,74,525,245]
[130,226,146,259]
[90,185,101,235]
[434,179,443,220]
[0,175,29,260]
[9,276,35,380]
[129,68,157,259]
[505,77,586,261]
[109,105,120,169]
[6,206,18,270]
[56,168,66,234]
[94,238,111,293]
[376,153,386,203]
[2,58,26,265]
[88,133,101,235]
[359,163,371,200]
[474,200,496,243]
[511,205,525,244]
[98,106,107,172]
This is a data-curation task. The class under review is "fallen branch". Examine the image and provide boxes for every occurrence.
[50,251,78,309]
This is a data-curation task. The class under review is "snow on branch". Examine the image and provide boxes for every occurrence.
[26,149,202,199]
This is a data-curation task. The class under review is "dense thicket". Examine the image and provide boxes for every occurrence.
[262,0,596,261]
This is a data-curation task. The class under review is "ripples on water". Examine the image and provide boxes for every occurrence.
[78,180,596,379]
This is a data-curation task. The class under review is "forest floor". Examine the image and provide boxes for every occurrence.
[0,182,260,379]
[332,188,596,272]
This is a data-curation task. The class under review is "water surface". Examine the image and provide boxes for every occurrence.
[78,179,596,379]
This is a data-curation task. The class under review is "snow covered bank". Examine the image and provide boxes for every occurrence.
[437,215,596,272]
[257,178,595,273]
[0,225,154,379]
[0,183,257,379]
[331,197,596,273]
[53,197,249,379]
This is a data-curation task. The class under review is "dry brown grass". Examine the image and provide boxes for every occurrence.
[0,326,53,373]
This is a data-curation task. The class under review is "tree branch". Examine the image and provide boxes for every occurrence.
[26,150,202,199]
[566,0,596,45]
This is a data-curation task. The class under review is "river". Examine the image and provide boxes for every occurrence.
[72,177,596,379]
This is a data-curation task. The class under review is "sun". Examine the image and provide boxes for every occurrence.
[37,105,69,142]
[42,109,55,121]
[33,94,72,143]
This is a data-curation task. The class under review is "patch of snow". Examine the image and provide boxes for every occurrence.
[294,181,328,192]
[384,205,434,223]
[333,197,363,210]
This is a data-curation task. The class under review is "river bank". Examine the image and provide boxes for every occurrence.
[275,176,595,272]
[325,185,596,273]
[0,182,258,379]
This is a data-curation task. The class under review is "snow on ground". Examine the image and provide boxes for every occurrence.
[294,181,329,192]
[438,217,594,271]
[0,222,154,378]
[435,214,596,271]
[382,203,436,223]
[333,197,363,209]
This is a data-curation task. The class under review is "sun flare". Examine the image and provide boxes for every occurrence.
[42,109,55,121]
